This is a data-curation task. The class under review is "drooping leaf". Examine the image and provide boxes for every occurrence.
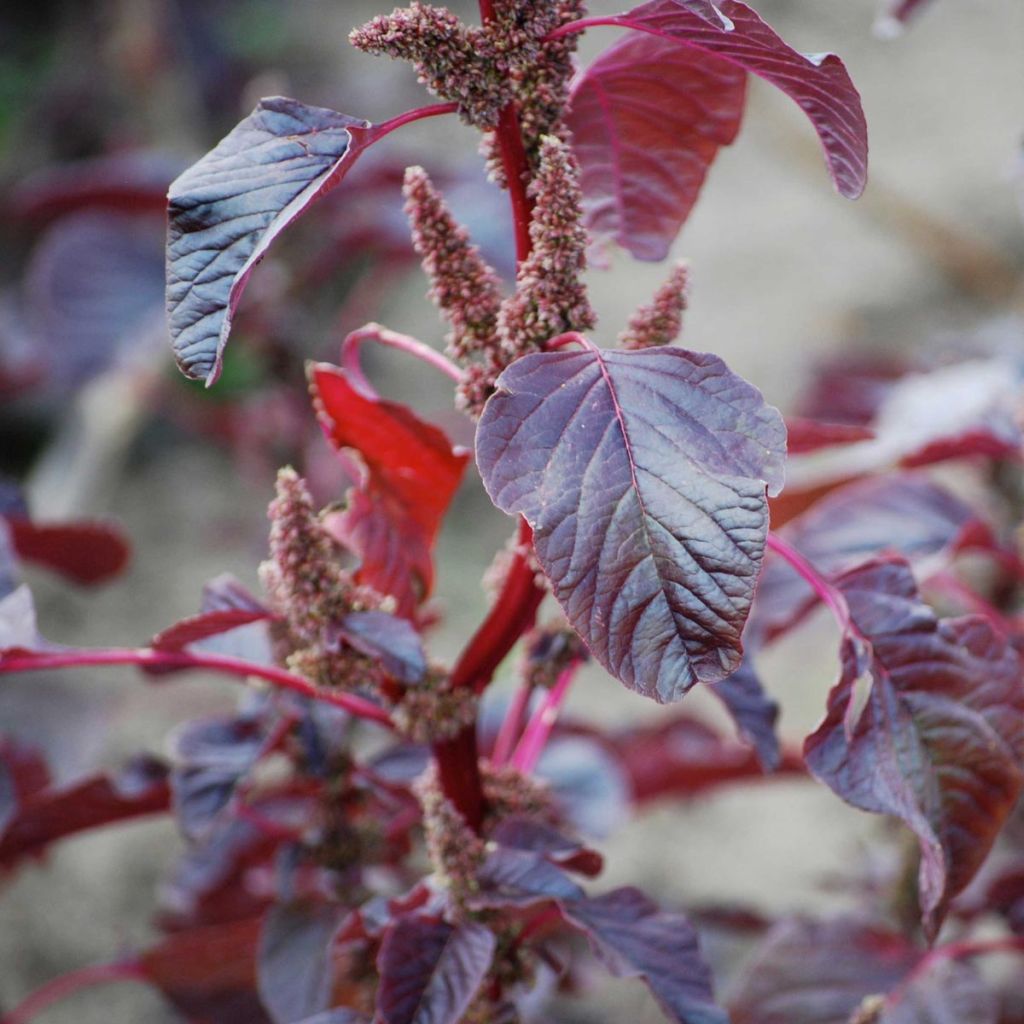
[258,903,345,1024]
[5,517,131,586]
[592,0,868,201]
[804,558,1024,938]
[167,98,381,385]
[328,610,427,685]
[312,363,469,616]
[142,916,272,1024]
[728,917,920,1024]
[476,342,785,702]
[375,915,495,1024]
[567,30,746,260]
[153,608,275,653]
[709,656,780,770]
[0,756,170,870]
[562,887,728,1024]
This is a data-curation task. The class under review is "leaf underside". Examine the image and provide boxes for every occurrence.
[166,97,369,385]
[476,343,785,703]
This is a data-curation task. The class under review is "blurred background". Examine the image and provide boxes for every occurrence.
[1,0,1022,1020]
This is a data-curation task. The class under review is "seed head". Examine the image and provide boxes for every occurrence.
[620,262,689,350]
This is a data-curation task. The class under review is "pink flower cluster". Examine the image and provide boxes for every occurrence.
[620,261,690,350]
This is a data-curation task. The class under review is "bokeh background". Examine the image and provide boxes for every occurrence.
[1,0,1023,1020]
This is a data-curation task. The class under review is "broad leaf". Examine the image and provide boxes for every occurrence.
[167,98,377,385]
[328,610,426,685]
[258,904,345,1024]
[728,918,919,1024]
[562,888,728,1024]
[594,0,868,201]
[567,30,746,260]
[0,756,170,870]
[312,363,469,616]
[804,558,1024,938]
[375,915,495,1024]
[476,342,785,702]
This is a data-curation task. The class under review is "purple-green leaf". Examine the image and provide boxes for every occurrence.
[476,341,785,702]
[567,30,746,260]
[804,558,1024,939]
[375,915,495,1024]
[166,97,372,385]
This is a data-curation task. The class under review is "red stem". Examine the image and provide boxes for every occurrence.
[340,323,464,390]
[0,647,394,728]
[2,961,146,1024]
[547,16,629,42]
[512,658,582,774]
[492,682,535,765]
[495,105,534,265]
[371,102,460,142]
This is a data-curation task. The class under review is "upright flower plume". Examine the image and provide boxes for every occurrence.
[402,166,503,361]
[620,262,689,350]
[498,135,596,359]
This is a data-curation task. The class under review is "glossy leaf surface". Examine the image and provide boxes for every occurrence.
[476,342,785,702]
[167,98,371,384]
[313,363,469,616]
[805,559,1024,937]
[596,0,868,200]
[567,30,745,260]
[375,915,495,1024]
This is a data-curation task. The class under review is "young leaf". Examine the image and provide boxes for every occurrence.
[476,343,785,702]
[804,558,1024,938]
[327,610,427,686]
[258,903,345,1024]
[375,915,495,1024]
[167,98,375,385]
[566,30,746,260]
[561,888,728,1024]
[708,656,780,771]
[312,363,469,616]
[586,0,868,201]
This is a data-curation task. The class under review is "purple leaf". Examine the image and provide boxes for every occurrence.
[167,98,377,385]
[258,903,345,1024]
[329,610,426,685]
[708,656,780,771]
[562,888,727,1024]
[375,915,495,1024]
[476,342,785,702]
[804,558,1024,938]
[153,608,274,653]
[593,0,868,201]
[567,30,746,260]
[294,1014,370,1024]
[728,917,919,1024]
[202,574,272,614]
[489,816,603,876]
[470,846,587,909]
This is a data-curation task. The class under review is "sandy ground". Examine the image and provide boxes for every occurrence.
[2,0,1023,1020]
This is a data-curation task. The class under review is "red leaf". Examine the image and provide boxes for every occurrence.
[375,915,495,1024]
[567,30,746,260]
[804,558,1024,938]
[0,756,170,870]
[152,609,274,652]
[590,0,868,201]
[784,418,875,455]
[6,517,131,585]
[312,363,469,616]
[0,740,51,837]
[476,342,785,702]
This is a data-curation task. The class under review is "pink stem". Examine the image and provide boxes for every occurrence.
[547,15,628,41]
[512,660,582,774]
[2,961,146,1024]
[491,683,535,766]
[371,102,459,142]
[0,647,394,728]
[765,532,855,636]
[340,323,464,394]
